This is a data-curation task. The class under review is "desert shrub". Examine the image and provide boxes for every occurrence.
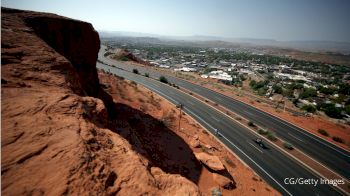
[117,56,129,61]
[258,129,268,135]
[332,136,344,143]
[319,103,342,119]
[317,129,329,137]
[248,121,255,127]
[267,132,277,141]
[284,142,294,150]
[211,187,222,196]
[299,88,317,99]
[116,75,124,80]
[144,73,149,77]
[200,144,209,153]
[159,76,168,83]
[224,156,236,168]
[301,104,316,113]
[132,68,139,74]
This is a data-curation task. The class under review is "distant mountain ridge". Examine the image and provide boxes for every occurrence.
[98,30,350,54]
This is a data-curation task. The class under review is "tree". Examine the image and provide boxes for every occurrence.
[320,103,342,118]
[345,105,350,115]
[159,76,168,83]
[250,80,268,90]
[273,85,283,94]
[301,104,316,113]
[299,88,317,99]
[249,80,256,88]
[339,84,350,95]
[132,69,139,74]
[319,86,336,95]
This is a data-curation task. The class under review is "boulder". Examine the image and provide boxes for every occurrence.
[212,173,235,190]
[190,137,200,148]
[194,153,225,171]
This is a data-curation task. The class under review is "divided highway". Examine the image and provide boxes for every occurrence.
[97,62,342,195]
[98,45,350,181]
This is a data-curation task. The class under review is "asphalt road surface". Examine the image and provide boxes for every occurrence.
[97,62,342,195]
[98,45,350,181]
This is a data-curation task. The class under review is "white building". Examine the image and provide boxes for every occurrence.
[174,67,197,72]
[201,70,233,81]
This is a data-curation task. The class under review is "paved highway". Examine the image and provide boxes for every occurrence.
[98,45,350,181]
[97,62,343,195]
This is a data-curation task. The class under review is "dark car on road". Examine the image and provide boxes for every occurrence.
[255,138,268,149]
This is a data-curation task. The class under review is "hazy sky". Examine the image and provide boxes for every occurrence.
[2,0,350,42]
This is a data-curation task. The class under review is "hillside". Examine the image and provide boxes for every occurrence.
[1,7,278,196]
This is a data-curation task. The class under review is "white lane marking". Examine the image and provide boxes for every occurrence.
[244,111,254,116]
[288,133,305,143]
[187,101,195,105]
[215,96,222,101]
[212,116,220,122]
[249,142,263,153]
[153,84,160,88]
[184,109,292,196]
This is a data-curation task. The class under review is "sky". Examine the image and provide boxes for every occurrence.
[2,0,350,42]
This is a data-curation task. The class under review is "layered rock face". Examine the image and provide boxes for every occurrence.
[1,7,199,196]
[25,15,101,97]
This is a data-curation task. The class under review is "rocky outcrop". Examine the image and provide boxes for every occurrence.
[24,9,101,97]
[194,152,225,171]
[1,7,200,195]
[2,7,114,117]
[212,173,235,190]
[110,48,151,65]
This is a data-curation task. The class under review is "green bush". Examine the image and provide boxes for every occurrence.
[117,56,129,61]
[301,104,316,113]
[317,129,329,137]
[132,69,139,74]
[144,73,150,77]
[159,76,168,83]
[284,142,294,150]
[258,129,268,135]
[267,132,277,141]
[332,136,344,143]
[299,88,317,99]
[319,103,342,118]
[345,105,350,115]
[248,121,255,127]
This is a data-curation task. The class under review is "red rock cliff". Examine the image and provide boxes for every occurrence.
[1,7,199,196]
[25,14,101,97]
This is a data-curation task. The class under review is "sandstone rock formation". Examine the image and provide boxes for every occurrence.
[1,7,199,196]
[212,173,235,190]
[194,152,225,171]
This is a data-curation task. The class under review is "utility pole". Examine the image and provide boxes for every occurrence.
[176,103,183,132]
